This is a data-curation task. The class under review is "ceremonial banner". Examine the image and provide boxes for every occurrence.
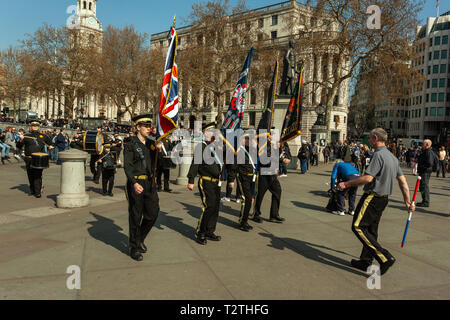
[221,48,254,152]
[156,24,179,141]
[280,63,304,143]
[257,60,279,136]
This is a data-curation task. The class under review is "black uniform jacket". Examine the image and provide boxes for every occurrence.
[19,131,53,156]
[187,141,222,184]
[124,136,158,185]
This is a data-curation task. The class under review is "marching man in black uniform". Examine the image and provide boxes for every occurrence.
[187,122,230,245]
[97,143,117,197]
[157,136,174,192]
[228,134,258,231]
[252,133,291,223]
[124,115,163,261]
[18,120,54,198]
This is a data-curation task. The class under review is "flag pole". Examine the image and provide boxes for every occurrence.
[173,14,176,28]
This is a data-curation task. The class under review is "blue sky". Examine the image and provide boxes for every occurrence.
[0,0,446,51]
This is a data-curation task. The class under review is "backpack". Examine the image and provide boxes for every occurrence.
[432,150,439,172]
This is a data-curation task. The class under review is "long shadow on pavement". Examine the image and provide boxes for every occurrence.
[292,200,331,215]
[87,212,129,256]
[154,211,196,241]
[10,184,30,195]
[258,232,367,277]
[178,201,240,230]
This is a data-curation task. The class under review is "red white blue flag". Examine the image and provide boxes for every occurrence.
[156,26,179,141]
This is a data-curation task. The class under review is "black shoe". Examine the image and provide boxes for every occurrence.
[195,233,207,245]
[269,216,285,223]
[416,202,429,207]
[137,242,147,254]
[108,193,114,197]
[102,191,107,196]
[380,256,396,275]
[206,233,221,241]
[130,249,143,261]
[350,259,372,272]
[252,215,263,223]
[239,223,252,232]
[164,189,173,193]
[35,194,41,198]
[157,186,162,192]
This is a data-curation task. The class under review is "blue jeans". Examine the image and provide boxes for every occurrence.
[0,143,10,158]
[300,159,308,173]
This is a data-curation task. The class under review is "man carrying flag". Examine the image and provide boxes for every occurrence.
[252,60,291,224]
[220,48,259,231]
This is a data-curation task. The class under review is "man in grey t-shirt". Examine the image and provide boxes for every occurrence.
[338,128,414,276]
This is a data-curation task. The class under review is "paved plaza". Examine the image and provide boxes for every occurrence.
[0,160,449,300]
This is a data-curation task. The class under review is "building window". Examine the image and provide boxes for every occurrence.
[427,80,430,88]
[440,79,446,87]
[432,79,438,88]
[431,93,437,102]
[430,107,436,116]
[434,51,440,59]
[425,107,428,116]
[426,93,429,102]
[249,111,256,126]
[271,31,277,39]
[440,64,446,73]
[178,37,182,45]
[430,38,433,46]
[435,36,441,45]
[438,92,445,102]
[272,15,278,26]
[429,52,432,61]
[433,65,439,73]
[83,1,87,9]
[448,93,450,102]
[89,2,92,10]
[447,107,450,116]
[251,89,256,104]
[428,66,431,74]
[442,50,448,59]
[258,18,264,28]
[443,35,448,45]
[437,107,444,116]
[257,33,264,42]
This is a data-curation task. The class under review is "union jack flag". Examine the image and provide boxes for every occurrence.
[156,26,179,141]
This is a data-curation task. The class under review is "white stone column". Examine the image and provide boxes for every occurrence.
[56,149,90,208]
[176,140,194,185]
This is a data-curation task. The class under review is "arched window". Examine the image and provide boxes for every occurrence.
[89,2,92,10]
[83,1,87,9]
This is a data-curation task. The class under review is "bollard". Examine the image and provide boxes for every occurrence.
[56,149,90,208]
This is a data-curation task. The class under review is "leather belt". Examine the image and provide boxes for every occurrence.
[201,176,219,183]
[365,191,388,198]
[240,172,255,177]
[134,175,149,180]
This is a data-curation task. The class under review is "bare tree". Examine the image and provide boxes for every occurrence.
[178,0,276,125]
[0,46,29,122]
[286,0,424,139]
[90,26,154,123]
[22,24,97,121]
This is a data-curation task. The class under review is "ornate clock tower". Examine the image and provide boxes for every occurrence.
[77,0,103,43]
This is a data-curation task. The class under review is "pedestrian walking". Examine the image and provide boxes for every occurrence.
[417,140,435,208]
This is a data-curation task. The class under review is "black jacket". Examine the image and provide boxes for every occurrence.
[187,141,222,184]
[18,131,53,156]
[124,136,158,185]
[418,148,434,174]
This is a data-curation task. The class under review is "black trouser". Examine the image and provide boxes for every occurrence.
[336,175,359,212]
[419,171,431,205]
[157,167,170,190]
[102,169,115,194]
[25,158,43,195]
[197,177,221,236]
[313,154,319,166]
[351,192,393,265]
[236,173,255,225]
[437,160,446,178]
[90,154,101,182]
[126,178,160,250]
[254,174,282,219]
